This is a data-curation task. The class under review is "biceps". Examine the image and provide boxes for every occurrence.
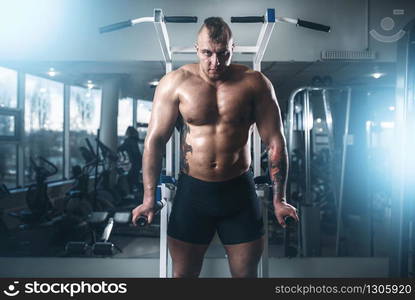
[147,104,179,144]
[256,100,284,145]
[147,82,179,141]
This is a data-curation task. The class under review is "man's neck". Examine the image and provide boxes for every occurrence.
[198,64,232,87]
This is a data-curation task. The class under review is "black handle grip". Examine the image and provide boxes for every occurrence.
[137,200,165,227]
[231,16,265,23]
[164,16,197,23]
[137,216,148,227]
[99,20,133,33]
[297,19,330,32]
[284,216,296,226]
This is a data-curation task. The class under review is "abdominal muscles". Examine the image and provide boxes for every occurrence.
[183,123,251,181]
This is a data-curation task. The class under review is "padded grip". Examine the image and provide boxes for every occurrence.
[99,20,133,33]
[297,19,330,32]
[164,16,197,23]
[231,16,265,23]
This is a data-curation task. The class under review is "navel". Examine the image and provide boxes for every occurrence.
[209,161,218,168]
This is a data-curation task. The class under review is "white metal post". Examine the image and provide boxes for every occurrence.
[155,9,174,277]
[17,72,25,187]
[253,9,276,66]
[174,129,180,178]
[253,8,275,279]
[253,61,262,178]
[63,85,70,180]
[254,59,267,278]
[153,9,172,63]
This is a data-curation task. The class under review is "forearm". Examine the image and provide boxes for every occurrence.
[268,137,288,204]
[142,138,165,205]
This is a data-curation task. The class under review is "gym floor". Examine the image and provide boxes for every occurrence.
[1,211,390,259]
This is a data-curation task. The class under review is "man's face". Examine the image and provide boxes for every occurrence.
[196,27,234,80]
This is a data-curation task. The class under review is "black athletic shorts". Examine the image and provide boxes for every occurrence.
[167,170,264,245]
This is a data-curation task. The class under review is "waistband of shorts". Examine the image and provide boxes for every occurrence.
[178,169,253,186]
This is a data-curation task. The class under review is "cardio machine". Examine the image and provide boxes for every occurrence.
[0,184,11,239]
[9,157,58,227]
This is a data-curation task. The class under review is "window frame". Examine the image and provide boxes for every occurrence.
[0,108,22,141]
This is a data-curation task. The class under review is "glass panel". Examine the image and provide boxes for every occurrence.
[0,144,17,188]
[0,66,17,108]
[69,86,101,170]
[136,100,152,154]
[118,97,133,137]
[117,98,134,175]
[24,74,64,184]
[137,100,152,124]
[0,115,15,136]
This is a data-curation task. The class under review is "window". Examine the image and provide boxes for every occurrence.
[24,74,64,184]
[69,86,101,170]
[136,100,152,153]
[0,66,17,108]
[0,113,15,137]
[0,66,19,187]
[118,97,133,137]
[0,110,21,141]
[137,100,152,125]
[0,144,17,188]
[1,67,104,188]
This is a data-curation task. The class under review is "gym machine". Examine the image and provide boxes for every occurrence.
[100,8,329,277]
[8,156,59,227]
[286,87,351,257]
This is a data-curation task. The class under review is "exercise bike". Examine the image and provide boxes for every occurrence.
[9,157,58,227]
[0,184,11,240]
[51,143,111,247]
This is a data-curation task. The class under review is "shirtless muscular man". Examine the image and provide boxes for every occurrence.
[131,17,299,278]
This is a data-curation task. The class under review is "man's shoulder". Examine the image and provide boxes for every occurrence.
[161,64,197,83]
[231,64,263,80]
[230,64,268,88]
[157,68,190,92]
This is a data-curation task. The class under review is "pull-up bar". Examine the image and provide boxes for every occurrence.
[99,8,330,63]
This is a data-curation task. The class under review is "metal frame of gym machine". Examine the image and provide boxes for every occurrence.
[100,7,330,277]
[286,86,352,257]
